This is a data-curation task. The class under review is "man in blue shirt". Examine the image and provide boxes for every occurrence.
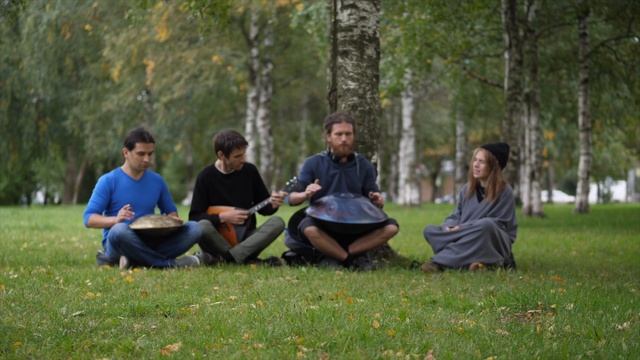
[286,112,399,270]
[83,127,206,269]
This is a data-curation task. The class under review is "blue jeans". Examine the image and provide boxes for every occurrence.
[105,221,202,268]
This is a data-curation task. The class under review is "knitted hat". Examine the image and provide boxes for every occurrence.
[480,142,510,169]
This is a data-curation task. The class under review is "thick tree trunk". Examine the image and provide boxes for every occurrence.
[522,0,544,217]
[244,10,260,164]
[501,0,524,198]
[454,106,467,199]
[575,1,591,213]
[328,0,381,160]
[397,70,420,205]
[257,25,274,187]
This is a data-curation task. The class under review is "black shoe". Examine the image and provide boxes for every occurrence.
[348,253,376,271]
[96,250,116,266]
[281,250,316,266]
[245,256,284,267]
[194,251,222,266]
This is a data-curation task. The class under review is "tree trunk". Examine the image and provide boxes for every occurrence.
[62,147,86,205]
[298,95,310,172]
[387,99,400,202]
[328,0,381,160]
[244,10,260,164]
[397,70,420,205]
[256,23,274,187]
[575,0,591,213]
[522,0,544,217]
[454,105,468,199]
[501,0,524,198]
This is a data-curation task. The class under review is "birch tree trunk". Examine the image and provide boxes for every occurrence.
[522,0,544,216]
[256,24,274,186]
[575,0,591,213]
[244,10,260,164]
[454,106,468,199]
[386,100,400,202]
[501,0,524,197]
[397,70,420,205]
[328,0,381,160]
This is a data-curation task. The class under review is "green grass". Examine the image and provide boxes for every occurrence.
[1,204,639,359]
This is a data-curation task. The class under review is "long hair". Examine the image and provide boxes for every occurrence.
[465,148,506,202]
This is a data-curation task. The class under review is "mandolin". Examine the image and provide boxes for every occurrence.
[206,177,298,246]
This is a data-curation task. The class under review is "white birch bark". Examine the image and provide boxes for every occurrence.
[387,100,400,202]
[454,106,467,199]
[521,0,543,216]
[501,0,524,197]
[575,1,591,213]
[256,25,274,186]
[397,70,420,205]
[329,0,381,160]
[244,10,260,165]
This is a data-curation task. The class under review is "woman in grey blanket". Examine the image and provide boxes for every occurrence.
[421,142,517,272]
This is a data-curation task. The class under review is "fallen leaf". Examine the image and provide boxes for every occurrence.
[424,349,435,360]
[372,320,381,329]
[160,342,182,356]
[386,328,396,337]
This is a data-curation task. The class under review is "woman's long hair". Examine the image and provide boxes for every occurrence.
[465,148,506,202]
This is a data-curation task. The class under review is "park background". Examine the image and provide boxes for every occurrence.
[1,0,639,358]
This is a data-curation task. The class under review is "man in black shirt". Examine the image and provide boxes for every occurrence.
[189,130,286,264]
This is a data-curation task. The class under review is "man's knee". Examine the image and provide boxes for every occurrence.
[264,216,285,233]
[107,222,130,246]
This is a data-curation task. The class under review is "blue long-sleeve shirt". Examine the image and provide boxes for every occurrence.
[83,167,177,246]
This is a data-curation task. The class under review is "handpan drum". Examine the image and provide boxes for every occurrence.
[305,193,388,234]
[129,214,184,238]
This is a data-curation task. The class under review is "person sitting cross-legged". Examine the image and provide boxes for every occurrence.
[421,142,517,273]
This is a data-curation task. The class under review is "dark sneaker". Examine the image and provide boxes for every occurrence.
[194,251,222,266]
[175,255,201,268]
[96,250,116,266]
[348,253,376,271]
[281,251,313,266]
[244,256,284,267]
[318,256,343,269]
[119,255,131,270]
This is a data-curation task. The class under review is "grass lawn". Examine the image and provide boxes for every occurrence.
[1,203,639,359]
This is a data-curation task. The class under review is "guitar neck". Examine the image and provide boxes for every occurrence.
[247,198,271,215]
[246,177,297,215]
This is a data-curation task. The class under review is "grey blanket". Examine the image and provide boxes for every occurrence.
[423,184,517,268]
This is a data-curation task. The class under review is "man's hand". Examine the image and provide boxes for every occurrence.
[368,191,384,208]
[269,191,287,208]
[167,212,184,224]
[116,204,135,223]
[288,179,321,206]
[304,179,322,199]
[220,208,249,225]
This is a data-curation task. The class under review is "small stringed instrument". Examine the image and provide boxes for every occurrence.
[206,177,298,246]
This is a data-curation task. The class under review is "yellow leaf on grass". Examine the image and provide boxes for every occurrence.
[424,349,435,360]
[160,342,182,356]
[386,328,396,337]
[372,319,381,329]
[123,275,134,283]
